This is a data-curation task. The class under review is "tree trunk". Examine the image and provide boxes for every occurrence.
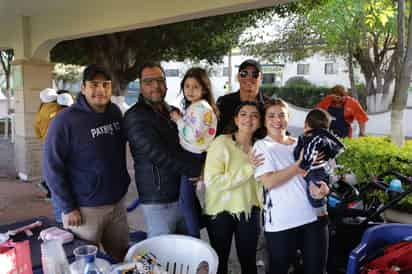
[227,50,233,93]
[391,0,412,146]
[84,34,161,96]
[347,43,359,99]
[0,49,13,115]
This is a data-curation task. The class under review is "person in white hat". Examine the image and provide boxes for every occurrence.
[39,88,58,103]
[57,93,74,107]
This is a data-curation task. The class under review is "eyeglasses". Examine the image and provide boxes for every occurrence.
[86,80,112,89]
[141,77,166,86]
[239,70,260,79]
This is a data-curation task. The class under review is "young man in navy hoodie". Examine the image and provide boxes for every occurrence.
[43,64,130,261]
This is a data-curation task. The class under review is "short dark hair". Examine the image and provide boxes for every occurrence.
[138,62,165,80]
[82,64,111,83]
[305,108,331,130]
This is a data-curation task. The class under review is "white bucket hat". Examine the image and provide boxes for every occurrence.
[39,88,58,103]
[57,93,74,107]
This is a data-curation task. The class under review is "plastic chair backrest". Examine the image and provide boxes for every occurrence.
[125,234,218,274]
[346,223,412,274]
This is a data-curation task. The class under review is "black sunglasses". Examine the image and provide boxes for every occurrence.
[239,70,260,79]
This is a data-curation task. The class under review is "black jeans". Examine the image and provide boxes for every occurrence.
[265,217,329,274]
[206,207,260,274]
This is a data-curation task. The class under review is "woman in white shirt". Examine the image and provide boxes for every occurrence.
[253,99,329,274]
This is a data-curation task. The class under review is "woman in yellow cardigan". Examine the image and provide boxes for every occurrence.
[204,101,263,274]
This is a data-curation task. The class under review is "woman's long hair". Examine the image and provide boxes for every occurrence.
[180,67,219,117]
[223,101,264,142]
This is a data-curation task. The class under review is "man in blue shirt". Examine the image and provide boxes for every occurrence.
[43,64,130,261]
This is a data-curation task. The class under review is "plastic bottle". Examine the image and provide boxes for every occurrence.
[41,239,71,274]
[83,255,103,274]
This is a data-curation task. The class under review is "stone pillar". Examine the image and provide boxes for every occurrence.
[12,59,53,181]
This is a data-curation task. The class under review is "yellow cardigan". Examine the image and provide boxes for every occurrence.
[204,135,262,218]
[34,102,64,143]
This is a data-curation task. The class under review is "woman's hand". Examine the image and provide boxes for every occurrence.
[249,149,265,168]
[309,181,330,199]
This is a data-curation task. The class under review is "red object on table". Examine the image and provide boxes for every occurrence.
[0,240,33,274]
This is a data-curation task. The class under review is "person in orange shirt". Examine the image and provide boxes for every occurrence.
[317,85,368,138]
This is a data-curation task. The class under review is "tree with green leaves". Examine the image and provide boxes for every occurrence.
[53,63,82,91]
[307,0,398,112]
[246,0,411,145]
[0,49,13,115]
[246,0,399,111]
[392,0,412,146]
[51,8,273,95]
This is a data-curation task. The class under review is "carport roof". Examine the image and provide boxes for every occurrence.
[0,0,291,59]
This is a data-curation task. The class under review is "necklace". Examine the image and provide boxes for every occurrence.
[231,133,252,154]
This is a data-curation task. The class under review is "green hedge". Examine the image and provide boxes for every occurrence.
[260,85,329,108]
[337,136,412,212]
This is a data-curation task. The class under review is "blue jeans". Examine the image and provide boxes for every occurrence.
[140,201,187,238]
[51,196,62,224]
[179,152,205,238]
[179,175,203,238]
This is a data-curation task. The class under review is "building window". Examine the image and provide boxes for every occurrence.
[297,64,309,75]
[164,69,179,77]
[222,67,229,77]
[324,63,338,75]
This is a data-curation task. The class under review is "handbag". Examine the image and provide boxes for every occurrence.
[0,240,33,274]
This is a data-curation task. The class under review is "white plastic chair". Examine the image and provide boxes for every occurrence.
[125,234,218,274]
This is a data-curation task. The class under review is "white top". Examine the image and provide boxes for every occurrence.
[253,136,317,232]
[176,100,217,154]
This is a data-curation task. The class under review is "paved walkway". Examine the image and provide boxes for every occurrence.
[0,138,268,273]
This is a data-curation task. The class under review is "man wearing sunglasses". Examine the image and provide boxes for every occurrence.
[43,64,131,261]
[124,62,202,238]
[217,59,268,134]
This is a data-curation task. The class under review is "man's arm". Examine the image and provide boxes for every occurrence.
[42,116,77,214]
[124,109,202,178]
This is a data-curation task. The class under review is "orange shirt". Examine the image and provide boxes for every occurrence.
[317,95,368,137]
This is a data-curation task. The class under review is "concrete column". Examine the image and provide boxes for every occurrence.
[12,59,53,181]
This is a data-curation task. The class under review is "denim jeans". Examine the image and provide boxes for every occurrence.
[51,196,62,224]
[179,175,203,238]
[140,201,187,238]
